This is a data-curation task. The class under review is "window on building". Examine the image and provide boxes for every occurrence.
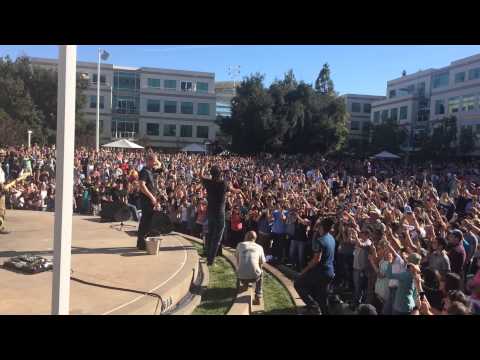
[164,100,177,113]
[381,109,389,122]
[181,102,194,114]
[147,78,161,88]
[111,118,139,138]
[418,82,426,96]
[433,72,449,88]
[435,100,445,115]
[196,82,208,93]
[146,123,160,136]
[461,95,475,112]
[468,68,480,80]
[113,95,138,114]
[113,71,140,90]
[390,108,398,121]
[350,121,360,130]
[163,124,176,137]
[476,124,480,133]
[351,102,361,113]
[164,80,177,90]
[99,120,104,132]
[92,74,106,84]
[373,111,380,124]
[196,126,209,138]
[146,99,160,112]
[363,103,371,113]
[398,84,415,97]
[399,106,408,120]
[89,95,105,109]
[448,97,460,114]
[197,103,210,115]
[389,90,396,98]
[180,125,193,137]
[455,72,465,84]
[181,81,193,92]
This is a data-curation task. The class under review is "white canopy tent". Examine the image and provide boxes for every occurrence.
[101,139,144,149]
[181,143,207,153]
[371,151,401,160]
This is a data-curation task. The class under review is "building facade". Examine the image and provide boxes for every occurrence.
[30,57,217,150]
[215,81,236,118]
[371,53,480,151]
[344,94,386,146]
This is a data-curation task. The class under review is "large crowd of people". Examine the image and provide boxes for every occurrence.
[1,143,480,315]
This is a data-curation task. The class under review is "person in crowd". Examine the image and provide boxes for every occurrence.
[294,217,336,315]
[236,231,266,305]
[1,144,480,316]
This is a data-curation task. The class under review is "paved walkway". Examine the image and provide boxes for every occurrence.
[0,210,195,315]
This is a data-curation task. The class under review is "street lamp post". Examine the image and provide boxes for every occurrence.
[96,49,110,152]
[27,130,32,148]
[52,45,77,315]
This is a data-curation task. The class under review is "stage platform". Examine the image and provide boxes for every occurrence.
[0,210,199,315]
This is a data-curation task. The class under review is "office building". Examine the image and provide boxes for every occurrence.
[30,57,217,150]
[343,94,386,146]
[371,53,480,151]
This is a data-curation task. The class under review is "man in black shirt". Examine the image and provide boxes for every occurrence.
[137,154,158,250]
[201,164,241,266]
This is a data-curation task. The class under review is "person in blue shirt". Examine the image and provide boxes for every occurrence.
[294,217,336,315]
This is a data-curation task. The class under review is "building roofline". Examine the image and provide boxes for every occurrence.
[29,57,214,77]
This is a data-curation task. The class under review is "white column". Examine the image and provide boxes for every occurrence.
[52,45,77,315]
[27,130,32,148]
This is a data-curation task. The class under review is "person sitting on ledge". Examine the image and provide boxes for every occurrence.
[236,230,266,305]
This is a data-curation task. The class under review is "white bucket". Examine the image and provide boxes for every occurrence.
[145,237,162,255]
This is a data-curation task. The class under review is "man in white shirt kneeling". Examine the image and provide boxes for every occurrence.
[236,231,266,305]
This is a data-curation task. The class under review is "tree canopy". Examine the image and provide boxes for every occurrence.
[219,68,348,155]
[0,55,90,146]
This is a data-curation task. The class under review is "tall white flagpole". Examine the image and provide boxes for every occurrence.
[52,45,77,315]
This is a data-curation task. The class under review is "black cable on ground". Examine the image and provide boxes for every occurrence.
[70,270,165,315]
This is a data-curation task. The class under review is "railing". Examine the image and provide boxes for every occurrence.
[111,131,137,139]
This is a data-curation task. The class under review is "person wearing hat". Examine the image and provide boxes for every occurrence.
[384,252,422,315]
[447,229,467,277]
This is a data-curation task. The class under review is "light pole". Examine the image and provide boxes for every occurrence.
[96,48,110,152]
[27,130,32,148]
[227,65,241,90]
[52,45,77,315]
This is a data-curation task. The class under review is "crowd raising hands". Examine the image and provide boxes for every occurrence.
[1,144,480,315]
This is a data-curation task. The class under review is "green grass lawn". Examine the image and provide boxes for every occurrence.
[191,242,237,315]
[189,241,295,315]
[262,271,296,315]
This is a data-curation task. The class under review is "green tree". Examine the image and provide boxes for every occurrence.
[0,55,90,146]
[369,118,407,154]
[315,63,335,95]
[228,73,275,154]
[459,126,475,155]
[419,116,458,159]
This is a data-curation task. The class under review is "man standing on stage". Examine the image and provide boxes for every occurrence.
[201,163,242,266]
[137,154,158,250]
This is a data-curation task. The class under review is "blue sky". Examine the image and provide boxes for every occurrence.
[1,45,480,96]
